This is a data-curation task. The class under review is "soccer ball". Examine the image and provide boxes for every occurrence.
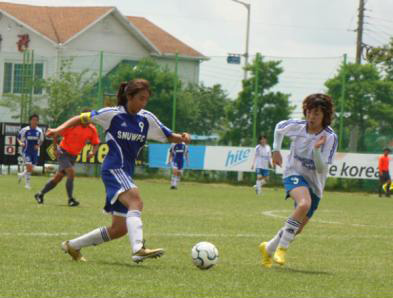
[191,241,219,270]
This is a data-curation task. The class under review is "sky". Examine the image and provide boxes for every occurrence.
[3,0,393,117]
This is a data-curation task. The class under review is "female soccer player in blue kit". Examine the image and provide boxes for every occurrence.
[47,79,191,263]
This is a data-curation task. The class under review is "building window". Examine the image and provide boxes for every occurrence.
[2,62,44,94]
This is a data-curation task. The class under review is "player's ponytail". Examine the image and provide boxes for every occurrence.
[117,82,128,106]
[117,79,152,107]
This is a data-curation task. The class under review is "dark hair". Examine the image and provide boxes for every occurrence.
[29,114,39,121]
[117,79,151,106]
[302,93,334,128]
[383,148,391,153]
[259,135,267,141]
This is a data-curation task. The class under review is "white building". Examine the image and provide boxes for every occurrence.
[0,2,206,122]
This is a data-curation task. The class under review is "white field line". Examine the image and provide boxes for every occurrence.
[261,209,382,228]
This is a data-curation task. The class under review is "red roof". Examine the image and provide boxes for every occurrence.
[0,2,204,58]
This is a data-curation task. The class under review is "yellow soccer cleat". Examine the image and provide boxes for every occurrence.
[383,183,388,193]
[259,242,272,268]
[61,241,86,262]
[273,246,287,265]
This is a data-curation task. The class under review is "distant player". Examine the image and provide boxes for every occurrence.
[259,93,337,268]
[251,135,272,195]
[168,142,189,189]
[47,79,191,264]
[17,114,44,189]
[34,119,100,206]
[379,148,391,197]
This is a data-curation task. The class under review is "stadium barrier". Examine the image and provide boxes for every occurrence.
[148,144,391,180]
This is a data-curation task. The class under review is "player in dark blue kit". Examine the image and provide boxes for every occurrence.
[168,142,189,189]
[17,114,44,189]
[47,79,191,263]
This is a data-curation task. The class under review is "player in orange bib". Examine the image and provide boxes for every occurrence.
[379,148,391,197]
[34,121,100,206]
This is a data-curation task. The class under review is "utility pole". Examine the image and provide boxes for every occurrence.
[231,0,250,80]
[355,0,365,64]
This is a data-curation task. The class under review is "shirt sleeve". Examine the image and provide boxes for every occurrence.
[59,127,69,137]
[18,127,27,142]
[37,128,44,145]
[89,125,100,145]
[320,133,338,164]
[141,110,173,143]
[273,120,306,151]
[84,107,119,131]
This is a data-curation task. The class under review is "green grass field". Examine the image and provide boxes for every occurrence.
[0,175,392,297]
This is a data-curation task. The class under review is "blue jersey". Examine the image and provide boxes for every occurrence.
[18,126,44,155]
[89,106,172,175]
[170,143,188,163]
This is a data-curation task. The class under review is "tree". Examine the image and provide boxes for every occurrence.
[109,58,231,136]
[180,84,231,135]
[325,62,393,152]
[43,59,96,126]
[222,55,293,146]
[365,37,393,80]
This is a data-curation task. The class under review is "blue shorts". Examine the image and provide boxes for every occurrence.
[23,151,38,165]
[283,175,321,219]
[101,168,137,217]
[172,159,184,170]
[256,168,269,177]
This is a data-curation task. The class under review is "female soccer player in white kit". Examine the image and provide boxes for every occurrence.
[251,135,272,195]
[259,93,337,268]
[47,79,191,263]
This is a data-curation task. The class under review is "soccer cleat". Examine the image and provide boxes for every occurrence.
[132,242,164,263]
[259,242,272,268]
[383,183,388,193]
[273,246,287,265]
[61,241,86,262]
[170,186,177,190]
[68,198,80,207]
[34,193,44,204]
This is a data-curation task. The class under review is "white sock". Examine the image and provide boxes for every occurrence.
[278,218,301,249]
[69,227,111,250]
[256,180,262,193]
[173,176,178,187]
[266,228,283,255]
[171,175,176,187]
[25,172,31,186]
[126,210,144,253]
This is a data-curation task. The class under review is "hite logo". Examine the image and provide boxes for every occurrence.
[225,149,251,168]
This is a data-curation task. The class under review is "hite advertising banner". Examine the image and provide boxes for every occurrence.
[148,144,389,180]
[203,146,254,172]
[274,151,385,180]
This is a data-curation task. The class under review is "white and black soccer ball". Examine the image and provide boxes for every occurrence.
[191,241,219,270]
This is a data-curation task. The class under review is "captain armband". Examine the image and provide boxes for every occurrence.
[80,112,92,124]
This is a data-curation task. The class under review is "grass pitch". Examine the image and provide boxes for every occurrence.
[0,175,392,297]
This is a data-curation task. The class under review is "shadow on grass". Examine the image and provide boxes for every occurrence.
[95,260,152,270]
[273,266,333,275]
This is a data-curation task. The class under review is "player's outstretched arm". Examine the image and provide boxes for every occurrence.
[46,116,82,137]
[168,132,191,144]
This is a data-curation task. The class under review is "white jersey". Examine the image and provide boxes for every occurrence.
[254,144,271,169]
[274,120,338,198]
